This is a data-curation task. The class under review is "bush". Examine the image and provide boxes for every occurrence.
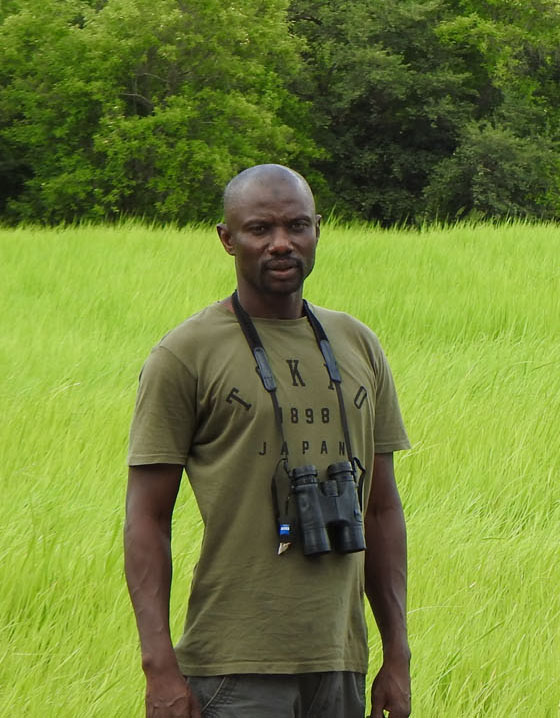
[0,0,319,224]
[423,122,560,221]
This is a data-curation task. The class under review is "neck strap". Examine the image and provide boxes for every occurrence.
[231,290,357,475]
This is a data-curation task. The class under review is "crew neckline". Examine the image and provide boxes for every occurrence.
[212,299,312,325]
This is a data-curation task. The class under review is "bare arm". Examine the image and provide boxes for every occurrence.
[124,464,200,718]
[364,452,411,718]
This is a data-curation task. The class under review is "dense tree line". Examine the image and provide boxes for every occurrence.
[1,0,560,225]
[0,0,319,223]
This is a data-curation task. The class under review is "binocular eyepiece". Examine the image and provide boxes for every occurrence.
[291,461,366,556]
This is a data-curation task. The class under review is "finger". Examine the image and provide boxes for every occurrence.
[189,692,202,718]
[386,708,410,718]
[369,707,385,718]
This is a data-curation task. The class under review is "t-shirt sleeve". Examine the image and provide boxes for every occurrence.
[372,343,411,453]
[127,345,196,466]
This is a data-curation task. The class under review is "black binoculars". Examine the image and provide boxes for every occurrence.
[291,461,366,556]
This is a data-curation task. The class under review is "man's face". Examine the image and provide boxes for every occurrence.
[218,178,321,301]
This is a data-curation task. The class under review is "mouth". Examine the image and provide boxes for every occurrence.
[265,260,300,273]
[265,263,300,281]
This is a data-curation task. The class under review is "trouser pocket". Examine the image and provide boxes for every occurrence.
[186,675,237,715]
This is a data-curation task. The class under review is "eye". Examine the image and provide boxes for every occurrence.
[249,224,268,236]
[290,220,309,232]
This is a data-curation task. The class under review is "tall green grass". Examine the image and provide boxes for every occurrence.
[1,221,559,716]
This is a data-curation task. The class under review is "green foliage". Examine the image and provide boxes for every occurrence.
[0,0,318,223]
[289,0,560,224]
[423,122,560,221]
[425,0,560,220]
[290,0,472,223]
[2,0,560,224]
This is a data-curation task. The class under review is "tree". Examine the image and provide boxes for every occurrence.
[423,122,560,220]
[289,0,478,223]
[3,0,560,224]
[426,0,560,219]
[289,0,560,224]
[0,0,319,223]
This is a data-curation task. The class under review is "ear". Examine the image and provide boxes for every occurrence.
[217,223,235,256]
[315,214,321,242]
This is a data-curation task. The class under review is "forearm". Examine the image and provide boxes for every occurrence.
[124,514,179,675]
[364,501,409,660]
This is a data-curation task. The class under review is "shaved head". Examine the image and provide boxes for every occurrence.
[223,164,315,224]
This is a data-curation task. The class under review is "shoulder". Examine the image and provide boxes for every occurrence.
[311,305,379,338]
[156,302,236,358]
[136,302,235,380]
[309,304,385,365]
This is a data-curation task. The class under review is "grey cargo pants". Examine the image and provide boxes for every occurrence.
[186,672,366,718]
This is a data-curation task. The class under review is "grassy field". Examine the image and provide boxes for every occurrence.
[1,221,559,717]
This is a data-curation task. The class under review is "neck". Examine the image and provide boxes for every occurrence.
[223,289,304,319]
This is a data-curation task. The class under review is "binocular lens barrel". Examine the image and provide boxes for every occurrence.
[291,462,365,556]
[291,466,331,555]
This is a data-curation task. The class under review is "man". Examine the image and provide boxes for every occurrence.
[125,164,411,718]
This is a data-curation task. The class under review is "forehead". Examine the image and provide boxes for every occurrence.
[227,177,315,225]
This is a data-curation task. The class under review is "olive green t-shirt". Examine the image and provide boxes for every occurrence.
[128,302,410,675]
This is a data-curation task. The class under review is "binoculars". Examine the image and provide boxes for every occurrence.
[291,461,366,556]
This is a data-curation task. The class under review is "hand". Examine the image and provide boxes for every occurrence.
[145,673,201,718]
[369,656,411,718]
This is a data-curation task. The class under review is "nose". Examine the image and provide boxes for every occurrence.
[268,226,293,254]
